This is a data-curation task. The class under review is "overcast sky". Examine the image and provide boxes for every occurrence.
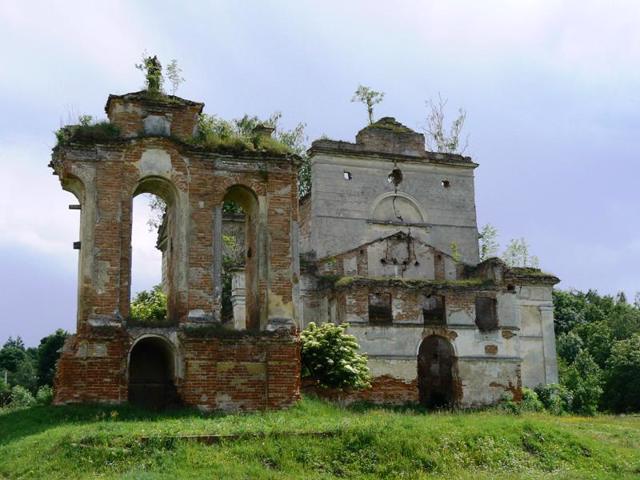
[1,0,639,346]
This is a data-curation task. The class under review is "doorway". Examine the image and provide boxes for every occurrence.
[418,335,457,408]
[128,337,179,409]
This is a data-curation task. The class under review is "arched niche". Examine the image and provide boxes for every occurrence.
[130,175,181,324]
[371,192,426,225]
[221,184,260,330]
[128,335,180,410]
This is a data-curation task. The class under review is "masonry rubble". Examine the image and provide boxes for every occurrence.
[50,90,559,411]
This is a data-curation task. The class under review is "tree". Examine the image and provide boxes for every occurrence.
[556,331,584,364]
[301,322,371,390]
[351,85,385,125]
[502,238,539,268]
[0,337,26,374]
[130,285,167,323]
[604,334,640,412]
[425,94,468,154]
[166,59,185,95]
[36,329,68,387]
[478,224,499,261]
[561,350,603,416]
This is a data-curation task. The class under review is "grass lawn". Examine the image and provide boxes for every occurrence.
[1,397,639,479]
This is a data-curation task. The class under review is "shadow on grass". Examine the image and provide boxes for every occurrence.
[0,403,216,446]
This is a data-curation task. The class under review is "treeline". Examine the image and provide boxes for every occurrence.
[0,329,67,408]
[554,289,640,414]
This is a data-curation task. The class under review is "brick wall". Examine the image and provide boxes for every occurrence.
[54,327,301,411]
[302,375,418,405]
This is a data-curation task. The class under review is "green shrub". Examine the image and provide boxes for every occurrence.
[35,385,54,406]
[603,334,640,412]
[534,383,573,415]
[301,322,371,390]
[55,116,120,145]
[9,385,35,408]
[520,388,545,412]
[562,350,602,416]
[130,285,167,324]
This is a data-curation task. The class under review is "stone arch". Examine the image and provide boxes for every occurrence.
[221,184,261,330]
[128,175,184,323]
[417,335,459,408]
[370,191,425,224]
[127,335,180,409]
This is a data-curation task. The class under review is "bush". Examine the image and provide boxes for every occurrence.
[562,350,602,416]
[301,322,371,390]
[603,334,640,412]
[35,385,54,405]
[520,388,545,412]
[9,385,35,408]
[534,384,573,415]
[130,285,167,324]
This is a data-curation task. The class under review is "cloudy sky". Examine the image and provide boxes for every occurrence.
[1,0,639,346]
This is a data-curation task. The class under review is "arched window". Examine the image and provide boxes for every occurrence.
[130,177,178,325]
[220,185,260,330]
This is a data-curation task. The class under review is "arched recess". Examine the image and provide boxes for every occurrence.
[220,184,261,330]
[128,335,180,409]
[371,192,426,224]
[60,175,89,329]
[130,176,181,324]
[417,335,459,408]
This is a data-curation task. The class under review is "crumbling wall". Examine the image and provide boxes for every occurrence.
[54,327,301,411]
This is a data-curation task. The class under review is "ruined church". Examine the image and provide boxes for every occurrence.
[51,87,559,410]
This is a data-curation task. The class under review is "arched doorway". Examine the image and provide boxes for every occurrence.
[418,335,457,408]
[128,337,179,410]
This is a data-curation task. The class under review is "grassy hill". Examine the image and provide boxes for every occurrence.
[1,397,639,479]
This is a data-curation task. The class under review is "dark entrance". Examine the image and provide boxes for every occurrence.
[418,335,456,408]
[128,337,179,410]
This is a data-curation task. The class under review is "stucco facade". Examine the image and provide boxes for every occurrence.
[298,117,559,407]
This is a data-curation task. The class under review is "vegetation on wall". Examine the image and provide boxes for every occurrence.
[478,223,540,267]
[352,84,385,125]
[424,94,468,154]
[55,115,120,146]
[300,322,371,390]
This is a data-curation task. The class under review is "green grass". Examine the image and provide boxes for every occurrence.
[1,397,639,479]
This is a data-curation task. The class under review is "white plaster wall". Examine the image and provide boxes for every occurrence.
[308,154,480,263]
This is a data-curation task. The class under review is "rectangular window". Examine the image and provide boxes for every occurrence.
[368,293,392,325]
[423,294,446,325]
[475,297,498,331]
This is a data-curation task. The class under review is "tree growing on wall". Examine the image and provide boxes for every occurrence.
[425,94,468,154]
[502,238,540,268]
[479,224,499,261]
[351,85,385,125]
[166,59,185,95]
